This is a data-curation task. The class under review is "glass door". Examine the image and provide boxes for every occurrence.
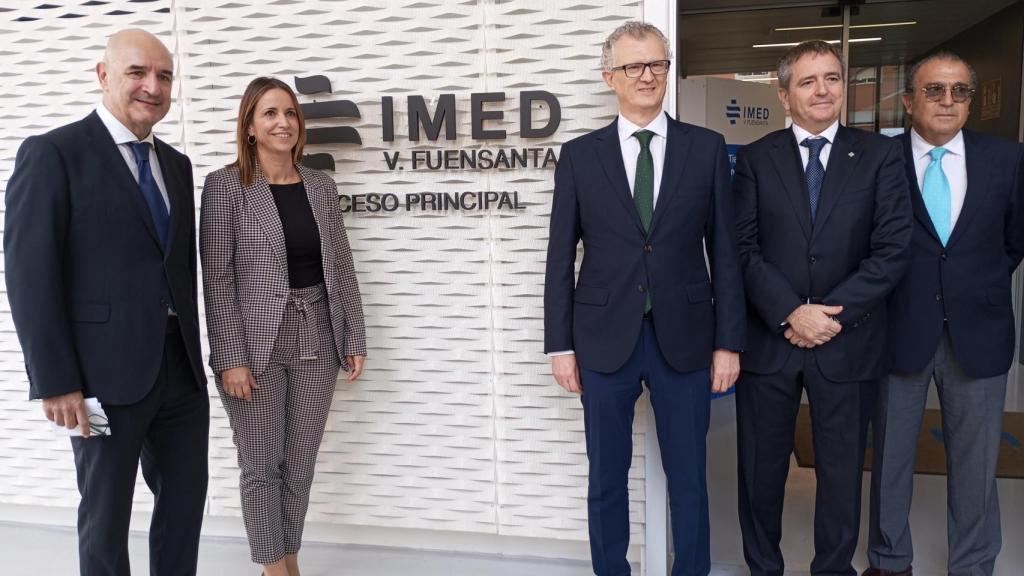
[675,1,1024,574]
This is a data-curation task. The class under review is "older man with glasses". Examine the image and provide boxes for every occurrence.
[544,20,744,576]
[865,51,1024,576]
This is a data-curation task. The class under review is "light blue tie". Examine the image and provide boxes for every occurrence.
[922,147,951,245]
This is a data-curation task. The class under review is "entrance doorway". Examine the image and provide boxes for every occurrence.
[670,1,1024,574]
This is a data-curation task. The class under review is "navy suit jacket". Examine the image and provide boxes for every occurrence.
[4,111,207,404]
[888,130,1024,378]
[544,114,745,374]
[734,125,913,382]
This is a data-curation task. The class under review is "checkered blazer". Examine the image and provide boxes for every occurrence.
[200,162,366,376]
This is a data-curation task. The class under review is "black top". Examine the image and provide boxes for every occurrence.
[269,182,324,288]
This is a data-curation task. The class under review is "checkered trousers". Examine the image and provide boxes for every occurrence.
[217,283,340,564]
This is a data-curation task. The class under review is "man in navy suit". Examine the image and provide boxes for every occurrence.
[544,20,745,576]
[4,29,209,575]
[864,52,1024,576]
[733,41,913,576]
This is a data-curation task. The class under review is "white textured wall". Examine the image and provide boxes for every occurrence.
[0,0,648,548]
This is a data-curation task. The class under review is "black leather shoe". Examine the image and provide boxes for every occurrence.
[861,568,912,576]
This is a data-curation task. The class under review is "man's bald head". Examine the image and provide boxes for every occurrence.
[97,28,174,140]
[103,29,172,68]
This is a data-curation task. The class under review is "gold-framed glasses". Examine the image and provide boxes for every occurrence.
[610,60,671,78]
[917,83,975,103]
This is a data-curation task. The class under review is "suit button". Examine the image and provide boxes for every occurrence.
[809,256,817,264]
[644,244,653,253]
[638,284,646,293]
[941,252,948,261]
[159,298,168,308]
[935,293,942,301]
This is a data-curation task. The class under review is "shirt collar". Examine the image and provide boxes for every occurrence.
[910,127,964,161]
[791,120,839,146]
[617,112,668,144]
[96,103,156,147]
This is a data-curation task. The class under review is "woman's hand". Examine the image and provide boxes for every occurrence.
[221,366,258,401]
[344,355,365,381]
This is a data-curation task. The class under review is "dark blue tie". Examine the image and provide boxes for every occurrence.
[801,137,827,221]
[127,141,169,250]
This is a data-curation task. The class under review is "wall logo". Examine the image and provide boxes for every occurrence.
[293,75,562,214]
[295,75,362,171]
[726,99,741,125]
[726,97,771,127]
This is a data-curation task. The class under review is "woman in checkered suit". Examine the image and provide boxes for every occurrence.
[200,77,366,576]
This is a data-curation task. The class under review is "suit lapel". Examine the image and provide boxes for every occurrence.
[85,112,163,248]
[811,125,864,243]
[596,119,645,235]
[947,130,990,249]
[153,139,182,261]
[298,165,335,293]
[769,130,812,240]
[901,133,942,244]
[649,115,691,234]
[246,164,290,276]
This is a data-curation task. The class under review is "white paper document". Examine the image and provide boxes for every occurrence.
[48,397,111,437]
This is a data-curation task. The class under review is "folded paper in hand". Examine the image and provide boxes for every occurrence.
[49,397,111,437]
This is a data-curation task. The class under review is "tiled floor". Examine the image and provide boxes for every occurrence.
[1,522,600,576]
[706,396,1024,576]
[4,397,1021,576]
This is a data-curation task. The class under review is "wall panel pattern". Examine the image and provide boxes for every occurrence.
[0,0,647,544]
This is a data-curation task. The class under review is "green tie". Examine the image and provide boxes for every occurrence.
[633,129,654,314]
[633,130,655,232]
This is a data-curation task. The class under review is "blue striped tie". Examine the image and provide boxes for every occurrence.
[801,137,827,221]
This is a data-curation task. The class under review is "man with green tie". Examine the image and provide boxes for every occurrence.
[543,20,745,576]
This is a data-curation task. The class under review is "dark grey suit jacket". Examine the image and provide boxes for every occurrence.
[734,125,913,382]
[4,111,207,404]
[889,130,1024,378]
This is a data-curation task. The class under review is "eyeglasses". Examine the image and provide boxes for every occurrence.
[88,413,111,436]
[916,83,975,103]
[610,60,671,78]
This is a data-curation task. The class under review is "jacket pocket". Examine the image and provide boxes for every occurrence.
[71,302,110,323]
[686,282,713,303]
[836,186,873,206]
[574,285,608,306]
[988,284,1010,307]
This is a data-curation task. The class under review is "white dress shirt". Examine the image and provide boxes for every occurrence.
[910,128,968,231]
[549,113,669,357]
[617,112,668,207]
[96,103,171,211]
[792,120,839,171]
